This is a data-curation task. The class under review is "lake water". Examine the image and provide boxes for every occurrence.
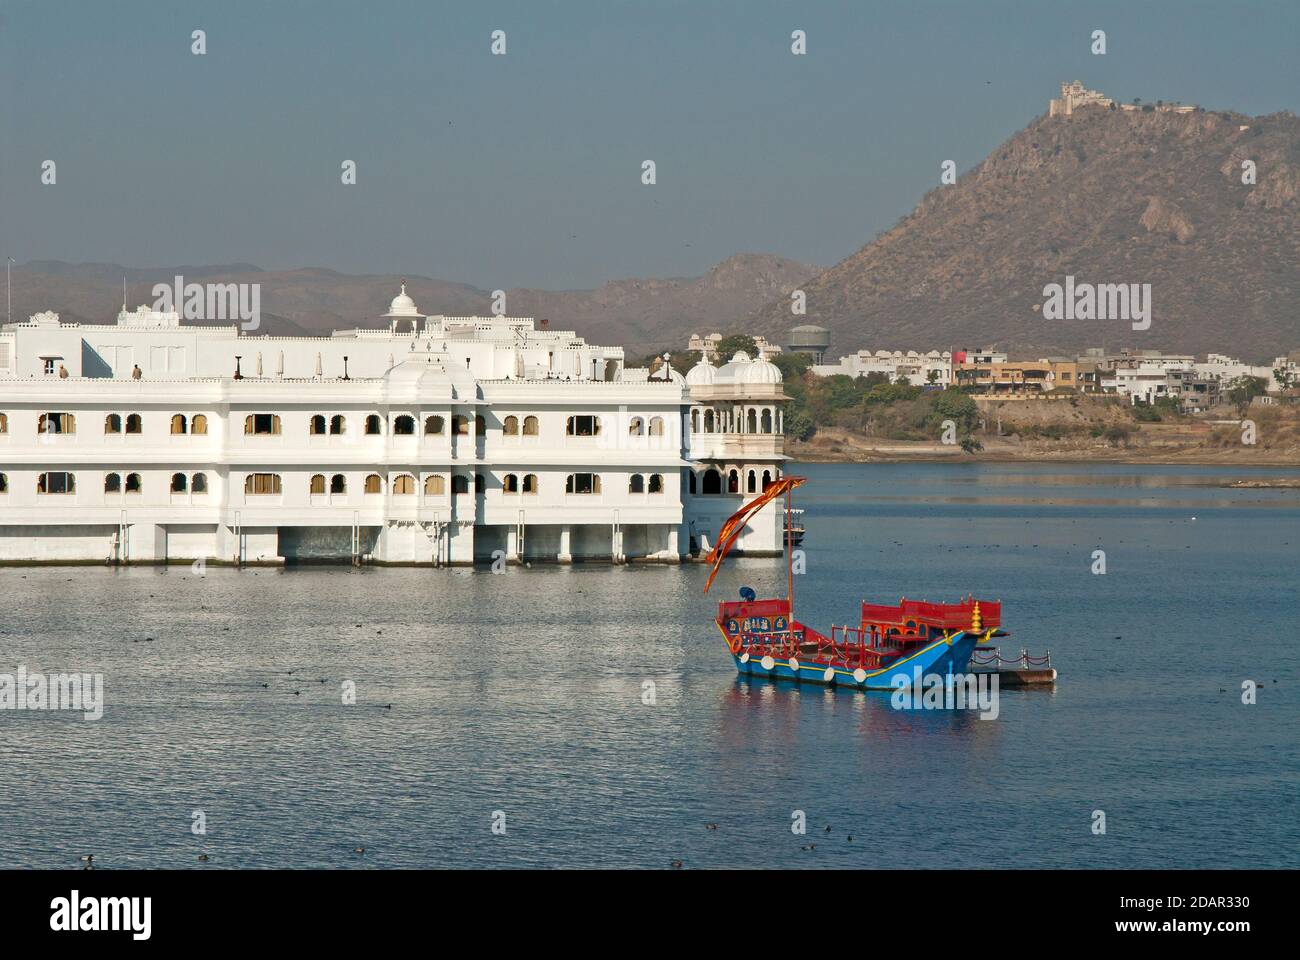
[2,462,1297,869]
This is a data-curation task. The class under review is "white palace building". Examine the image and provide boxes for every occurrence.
[0,286,787,565]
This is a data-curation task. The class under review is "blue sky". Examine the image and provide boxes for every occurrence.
[2,0,1297,289]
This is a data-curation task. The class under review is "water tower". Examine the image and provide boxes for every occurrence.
[787,324,830,364]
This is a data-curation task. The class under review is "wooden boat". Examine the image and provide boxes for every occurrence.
[705,477,1000,689]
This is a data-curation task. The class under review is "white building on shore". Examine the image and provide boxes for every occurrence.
[812,349,953,386]
[0,287,787,565]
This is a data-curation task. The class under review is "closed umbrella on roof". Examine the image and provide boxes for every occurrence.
[256,352,263,377]
[276,351,284,378]
[315,353,323,377]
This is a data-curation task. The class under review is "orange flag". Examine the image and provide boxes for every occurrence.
[703,476,805,594]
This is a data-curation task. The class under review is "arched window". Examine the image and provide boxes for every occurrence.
[690,409,699,433]
[566,473,600,495]
[330,474,347,494]
[566,415,601,437]
[171,472,188,493]
[309,415,327,436]
[628,417,644,436]
[704,410,715,433]
[649,474,664,493]
[104,472,121,493]
[452,415,469,435]
[105,414,122,434]
[746,409,757,433]
[747,470,757,493]
[0,413,6,434]
[125,473,142,494]
[365,415,382,435]
[393,474,415,495]
[39,412,76,434]
[364,474,383,494]
[688,470,698,495]
[702,469,721,495]
[503,416,519,436]
[126,413,142,434]
[0,473,8,493]
[192,414,208,435]
[649,416,664,436]
[310,474,326,494]
[761,409,773,433]
[474,415,486,435]
[425,475,445,496]
[330,415,346,435]
[728,469,739,493]
[425,415,445,435]
[522,474,538,494]
[171,414,188,435]
[522,416,539,436]
[503,473,519,493]
[243,414,278,435]
[245,473,281,495]
[192,473,208,493]
[629,474,645,493]
[474,473,485,495]
[394,415,416,435]
[37,472,76,494]
[762,470,772,491]
[451,475,469,495]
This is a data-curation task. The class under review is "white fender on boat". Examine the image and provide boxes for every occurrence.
[760,655,775,671]
[853,668,868,684]
[739,652,750,664]
[823,667,835,683]
[788,657,800,672]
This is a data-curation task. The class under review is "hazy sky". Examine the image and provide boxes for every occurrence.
[2,0,1297,289]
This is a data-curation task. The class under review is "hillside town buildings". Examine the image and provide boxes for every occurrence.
[686,332,781,361]
[813,350,953,386]
[796,338,1297,409]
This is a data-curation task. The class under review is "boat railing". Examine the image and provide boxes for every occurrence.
[740,629,803,658]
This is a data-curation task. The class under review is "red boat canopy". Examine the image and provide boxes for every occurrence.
[861,596,1000,632]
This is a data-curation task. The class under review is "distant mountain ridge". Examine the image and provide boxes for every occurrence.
[748,103,1300,362]
[5,254,819,352]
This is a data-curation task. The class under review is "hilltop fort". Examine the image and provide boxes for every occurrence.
[1049,80,1196,118]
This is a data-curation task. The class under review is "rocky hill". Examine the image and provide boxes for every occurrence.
[748,105,1300,362]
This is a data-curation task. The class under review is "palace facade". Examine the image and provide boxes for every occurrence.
[0,287,787,564]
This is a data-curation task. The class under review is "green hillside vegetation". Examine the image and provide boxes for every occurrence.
[772,354,979,445]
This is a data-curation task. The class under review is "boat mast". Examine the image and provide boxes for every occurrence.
[786,483,794,610]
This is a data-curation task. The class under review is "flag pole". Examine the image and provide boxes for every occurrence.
[786,482,794,610]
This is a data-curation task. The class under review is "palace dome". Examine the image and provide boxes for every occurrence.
[740,355,783,384]
[715,351,752,382]
[685,358,716,385]
[385,281,422,318]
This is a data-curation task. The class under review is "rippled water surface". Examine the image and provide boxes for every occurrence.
[2,462,1297,868]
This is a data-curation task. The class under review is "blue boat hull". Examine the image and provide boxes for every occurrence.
[732,631,980,691]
